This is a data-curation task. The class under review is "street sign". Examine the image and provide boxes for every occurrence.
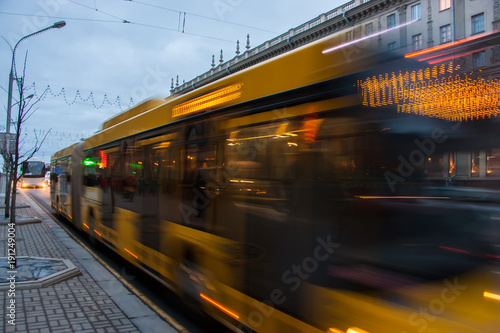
[0,132,16,154]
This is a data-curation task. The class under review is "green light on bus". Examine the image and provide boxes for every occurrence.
[83,158,96,166]
[130,164,143,168]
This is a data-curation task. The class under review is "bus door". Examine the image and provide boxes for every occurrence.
[222,120,304,314]
[100,147,119,232]
[58,158,71,217]
[136,135,176,254]
[179,126,218,230]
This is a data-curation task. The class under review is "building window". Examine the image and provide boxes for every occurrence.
[411,3,421,21]
[448,152,456,177]
[487,149,500,176]
[387,14,396,28]
[440,24,452,43]
[388,42,397,51]
[473,51,486,68]
[346,31,353,41]
[440,0,451,10]
[412,34,423,51]
[472,13,485,34]
[471,151,480,177]
[365,23,373,35]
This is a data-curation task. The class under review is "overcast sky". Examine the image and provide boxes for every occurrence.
[0,0,345,162]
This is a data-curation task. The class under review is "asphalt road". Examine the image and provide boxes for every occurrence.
[25,187,230,333]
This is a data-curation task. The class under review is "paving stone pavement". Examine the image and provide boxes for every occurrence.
[0,190,178,333]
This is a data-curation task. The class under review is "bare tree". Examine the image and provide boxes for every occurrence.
[1,53,50,256]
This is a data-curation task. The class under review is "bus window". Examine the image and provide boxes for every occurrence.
[21,161,46,176]
[83,151,99,187]
[226,122,298,181]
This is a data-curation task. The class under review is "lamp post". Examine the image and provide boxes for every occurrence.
[3,21,66,218]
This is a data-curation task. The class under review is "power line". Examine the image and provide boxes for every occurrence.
[0,11,120,24]
[128,0,278,34]
[66,0,130,23]
[129,22,235,43]
[65,0,239,43]
[0,10,235,43]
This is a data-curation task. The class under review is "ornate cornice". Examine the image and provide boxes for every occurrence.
[170,0,408,96]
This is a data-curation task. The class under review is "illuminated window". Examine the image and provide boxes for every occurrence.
[473,51,486,68]
[411,3,421,21]
[365,23,373,36]
[487,149,500,176]
[440,25,452,43]
[440,0,451,10]
[449,152,456,177]
[387,14,396,28]
[412,34,423,51]
[471,151,480,177]
[472,13,484,35]
[388,42,397,51]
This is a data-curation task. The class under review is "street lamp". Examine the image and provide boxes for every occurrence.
[5,21,66,134]
[3,21,66,218]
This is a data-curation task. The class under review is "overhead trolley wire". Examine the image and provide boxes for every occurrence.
[66,0,131,23]
[0,11,119,24]
[127,0,279,35]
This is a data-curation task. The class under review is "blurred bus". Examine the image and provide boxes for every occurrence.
[51,28,500,332]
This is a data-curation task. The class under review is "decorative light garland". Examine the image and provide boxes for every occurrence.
[23,81,135,111]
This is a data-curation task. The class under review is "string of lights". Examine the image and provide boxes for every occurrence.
[23,81,135,110]
[20,128,90,140]
[358,62,500,121]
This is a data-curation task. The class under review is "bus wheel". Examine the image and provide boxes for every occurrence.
[87,212,97,246]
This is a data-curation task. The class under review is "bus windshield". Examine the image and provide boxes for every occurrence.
[22,161,46,177]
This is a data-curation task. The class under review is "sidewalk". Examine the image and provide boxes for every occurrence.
[0,190,179,333]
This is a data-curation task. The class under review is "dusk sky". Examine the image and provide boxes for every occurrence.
[0,0,345,162]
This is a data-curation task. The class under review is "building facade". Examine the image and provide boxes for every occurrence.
[171,0,500,95]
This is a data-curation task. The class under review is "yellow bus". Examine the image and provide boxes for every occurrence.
[51,29,500,332]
